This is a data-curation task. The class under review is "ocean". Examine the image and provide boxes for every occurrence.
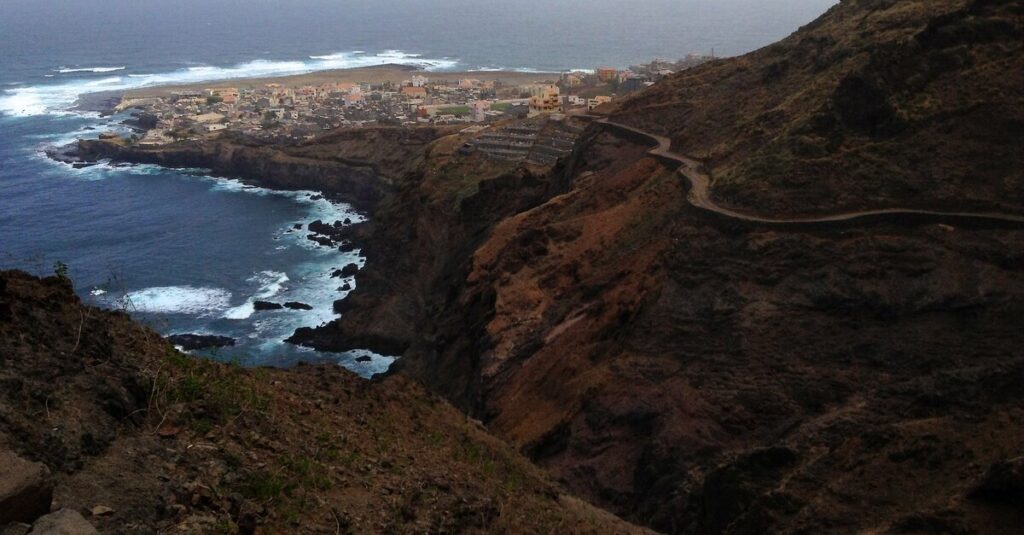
[0,0,836,375]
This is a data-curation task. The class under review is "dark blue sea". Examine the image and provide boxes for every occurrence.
[0,0,836,374]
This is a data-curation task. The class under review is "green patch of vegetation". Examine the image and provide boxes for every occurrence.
[490,102,513,112]
[238,471,289,501]
[155,349,270,427]
[283,455,335,491]
[437,106,470,116]
[211,518,236,535]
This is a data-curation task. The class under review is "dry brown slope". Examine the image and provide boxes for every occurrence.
[0,270,647,534]
[452,126,1024,534]
[610,0,1024,216]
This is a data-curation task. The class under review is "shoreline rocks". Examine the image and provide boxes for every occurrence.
[253,301,284,311]
[166,334,236,351]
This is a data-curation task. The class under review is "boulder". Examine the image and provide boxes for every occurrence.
[254,297,284,309]
[969,456,1024,504]
[0,449,54,524]
[340,263,360,278]
[308,220,333,235]
[29,509,99,535]
[307,234,334,247]
[166,334,235,351]
[355,355,372,363]
[293,223,303,230]
[283,302,313,310]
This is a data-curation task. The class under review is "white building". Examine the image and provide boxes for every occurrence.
[412,75,429,88]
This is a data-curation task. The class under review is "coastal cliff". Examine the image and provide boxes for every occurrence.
[74,126,453,211]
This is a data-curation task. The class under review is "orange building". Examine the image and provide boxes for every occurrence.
[596,67,618,83]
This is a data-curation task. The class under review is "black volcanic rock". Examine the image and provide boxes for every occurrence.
[355,355,372,363]
[293,223,303,230]
[340,263,360,278]
[332,299,352,315]
[166,334,235,351]
[307,234,334,247]
[253,301,283,311]
[283,301,313,310]
[308,220,333,235]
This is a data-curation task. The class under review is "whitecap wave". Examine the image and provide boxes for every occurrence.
[121,286,232,314]
[57,66,126,74]
[2,50,459,117]
[223,271,290,320]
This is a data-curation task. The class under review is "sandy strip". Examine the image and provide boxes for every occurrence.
[123,64,560,98]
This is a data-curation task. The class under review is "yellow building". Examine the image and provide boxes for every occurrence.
[528,84,561,117]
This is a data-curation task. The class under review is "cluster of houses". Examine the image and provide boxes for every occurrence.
[126,55,714,145]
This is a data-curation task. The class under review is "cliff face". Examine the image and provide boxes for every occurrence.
[610,0,1024,216]
[0,270,646,534]
[309,1,1024,533]
[76,126,452,211]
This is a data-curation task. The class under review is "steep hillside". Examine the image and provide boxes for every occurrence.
[307,1,1024,533]
[0,270,645,534]
[610,0,1024,216]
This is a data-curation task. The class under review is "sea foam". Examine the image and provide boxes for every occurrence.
[120,286,232,315]
[223,271,290,320]
[57,66,126,74]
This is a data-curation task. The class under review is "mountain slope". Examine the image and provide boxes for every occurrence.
[0,270,646,534]
[309,1,1024,533]
[610,0,1024,216]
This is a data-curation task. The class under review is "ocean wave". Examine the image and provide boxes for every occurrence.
[57,66,126,74]
[1,50,460,117]
[119,286,232,315]
[223,271,290,320]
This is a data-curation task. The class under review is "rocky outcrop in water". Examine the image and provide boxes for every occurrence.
[166,334,235,351]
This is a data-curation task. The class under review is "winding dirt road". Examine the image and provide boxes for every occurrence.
[593,117,1024,227]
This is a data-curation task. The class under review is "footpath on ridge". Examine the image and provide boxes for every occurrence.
[588,116,1024,228]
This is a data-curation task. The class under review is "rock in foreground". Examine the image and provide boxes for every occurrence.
[0,449,53,525]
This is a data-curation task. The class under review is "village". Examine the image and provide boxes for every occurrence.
[118,55,713,147]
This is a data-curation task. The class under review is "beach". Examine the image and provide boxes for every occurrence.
[122,64,560,98]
